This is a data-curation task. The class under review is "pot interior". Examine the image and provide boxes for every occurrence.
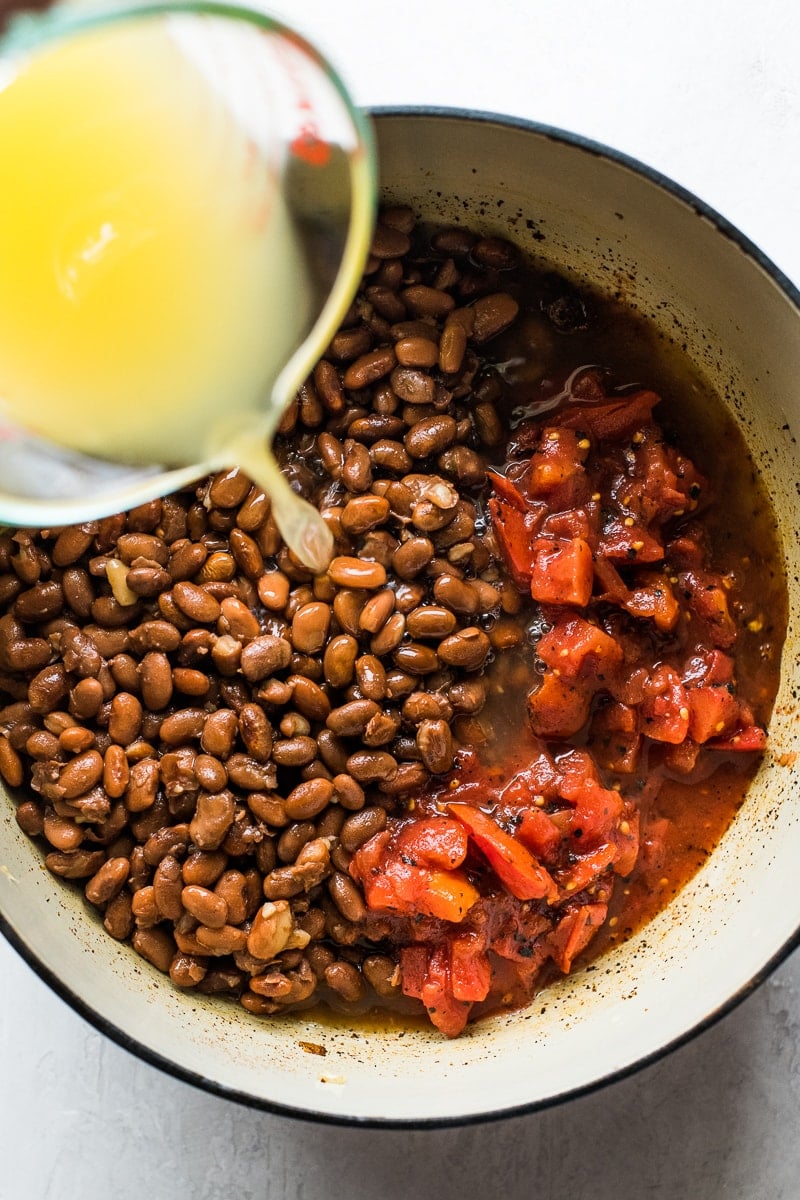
[1,111,799,1124]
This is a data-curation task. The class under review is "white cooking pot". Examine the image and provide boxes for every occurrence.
[1,109,798,1126]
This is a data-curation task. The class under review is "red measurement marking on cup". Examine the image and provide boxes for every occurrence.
[290,125,331,167]
[277,35,332,168]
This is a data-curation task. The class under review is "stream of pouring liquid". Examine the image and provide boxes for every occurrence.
[0,18,334,569]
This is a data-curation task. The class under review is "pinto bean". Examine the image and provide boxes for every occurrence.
[369,612,406,656]
[471,292,520,342]
[58,749,104,799]
[132,927,176,973]
[257,571,290,612]
[343,347,397,390]
[237,704,273,763]
[45,848,105,879]
[85,860,129,911]
[287,675,331,723]
[324,960,365,1003]
[189,792,236,851]
[0,736,24,787]
[402,284,456,318]
[200,708,238,758]
[346,750,398,784]
[240,635,293,683]
[416,719,454,774]
[138,651,173,711]
[437,627,491,670]
[327,556,387,590]
[394,336,438,368]
[181,884,228,929]
[291,602,331,654]
[229,528,265,580]
[125,758,159,813]
[182,850,229,888]
[152,854,185,921]
[433,573,480,615]
[284,778,334,821]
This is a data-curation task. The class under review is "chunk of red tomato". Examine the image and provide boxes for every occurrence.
[551,389,659,442]
[640,664,690,744]
[394,817,469,870]
[488,496,538,589]
[686,685,741,743]
[598,517,664,564]
[527,672,592,739]
[623,573,681,633]
[548,903,608,974]
[448,803,559,903]
[537,614,623,681]
[449,932,492,1003]
[530,536,594,607]
[514,808,562,861]
[349,829,479,923]
[416,943,471,1038]
[708,724,767,752]
[528,427,587,495]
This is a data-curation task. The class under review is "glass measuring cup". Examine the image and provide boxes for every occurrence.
[0,2,375,569]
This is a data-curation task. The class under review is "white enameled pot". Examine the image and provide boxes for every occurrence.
[1,109,799,1127]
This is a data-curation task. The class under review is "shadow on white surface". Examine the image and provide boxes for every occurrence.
[2,934,800,1200]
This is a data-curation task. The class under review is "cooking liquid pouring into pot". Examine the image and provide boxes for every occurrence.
[0,3,375,571]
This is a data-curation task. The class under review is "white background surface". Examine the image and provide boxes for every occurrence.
[2,1,800,1197]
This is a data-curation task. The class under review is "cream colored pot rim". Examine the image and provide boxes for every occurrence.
[2,105,799,1129]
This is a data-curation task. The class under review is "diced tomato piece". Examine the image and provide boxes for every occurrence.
[450,932,492,1003]
[557,746,615,802]
[419,943,471,1038]
[421,869,482,922]
[530,536,594,606]
[663,738,702,774]
[527,672,592,739]
[551,390,659,441]
[515,808,562,860]
[489,906,551,967]
[448,803,558,902]
[540,508,592,541]
[528,428,586,495]
[613,810,640,878]
[593,556,630,603]
[640,664,690,744]
[488,496,538,589]
[548,903,608,973]
[639,816,671,873]
[667,529,706,570]
[395,818,469,870]
[681,649,735,687]
[686,685,741,743]
[557,842,617,894]
[350,834,479,923]
[350,829,390,877]
[498,748,561,806]
[589,701,642,774]
[399,944,428,1000]
[559,778,624,845]
[487,469,527,511]
[537,614,623,681]
[598,518,664,563]
[703,650,736,686]
[678,570,736,648]
[624,573,681,632]
[576,780,626,837]
[708,724,767,752]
